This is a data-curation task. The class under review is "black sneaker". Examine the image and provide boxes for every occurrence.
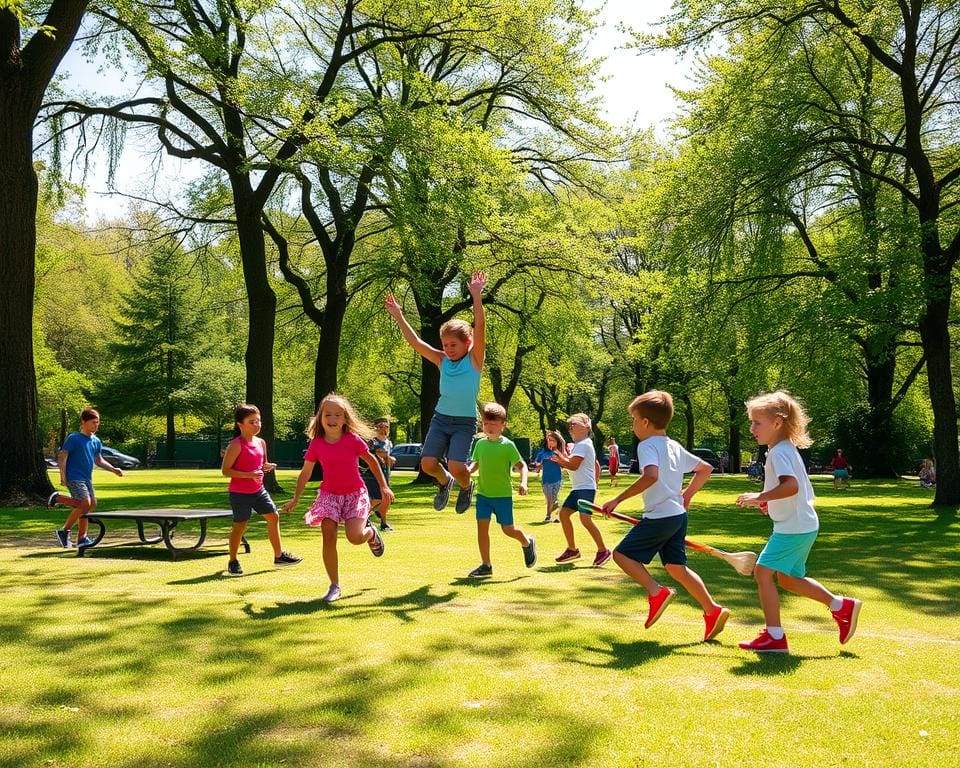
[274,551,302,567]
[454,480,475,514]
[54,529,70,549]
[226,559,243,576]
[468,563,493,578]
[433,472,456,511]
[47,491,60,508]
[523,536,537,568]
[380,522,394,532]
[368,526,385,557]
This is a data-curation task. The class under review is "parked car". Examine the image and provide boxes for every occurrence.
[691,448,721,470]
[390,443,422,470]
[100,446,142,469]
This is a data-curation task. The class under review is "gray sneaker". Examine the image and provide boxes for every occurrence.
[368,526,385,557]
[523,535,537,568]
[274,551,303,567]
[433,472,456,511]
[54,529,70,549]
[455,480,475,514]
[323,584,341,603]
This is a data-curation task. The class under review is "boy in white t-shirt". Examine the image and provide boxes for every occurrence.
[549,413,612,566]
[601,391,729,642]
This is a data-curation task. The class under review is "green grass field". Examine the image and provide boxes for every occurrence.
[1,470,957,767]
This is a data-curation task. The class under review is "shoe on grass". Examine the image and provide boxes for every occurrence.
[523,536,537,568]
[645,587,676,629]
[592,549,613,567]
[274,551,302,567]
[554,547,580,563]
[468,563,493,578]
[323,584,341,603]
[226,559,243,576]
[54,529,70,549]
[380,522,394,532]
[76,535,95,549]
[703,606,730,642]
[831,597,862,645]
[433,472,456,511]
[738,629,789,653]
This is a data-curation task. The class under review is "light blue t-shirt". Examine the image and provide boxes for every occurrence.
[61,432,102,483]
[435,356,481,418]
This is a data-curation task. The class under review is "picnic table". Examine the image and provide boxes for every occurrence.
[78,509,249,560]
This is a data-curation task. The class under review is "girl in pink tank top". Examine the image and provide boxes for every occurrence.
[283,394,394,603]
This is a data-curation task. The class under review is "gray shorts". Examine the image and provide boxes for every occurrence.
[229,488,277,523]
[66,479,95,503]
[422,413,477,464]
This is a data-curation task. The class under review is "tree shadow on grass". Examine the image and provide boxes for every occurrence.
[728,652,834,676]
[448,575,527,587]
[567,638,701,670]
[244,584,456,623]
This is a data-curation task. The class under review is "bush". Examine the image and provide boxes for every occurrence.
[824,398,931,477]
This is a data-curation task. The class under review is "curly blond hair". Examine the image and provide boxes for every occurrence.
[745,390,812,449]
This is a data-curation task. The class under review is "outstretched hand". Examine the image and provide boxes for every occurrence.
[468,271,487,297]
[384,293,403,320]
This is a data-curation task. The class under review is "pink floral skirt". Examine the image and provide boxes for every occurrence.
[304,486,370,527]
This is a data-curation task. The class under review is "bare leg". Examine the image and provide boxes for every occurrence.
[321,518,339,585]
[612,551,661,595]
[665,563,722,613]
[344,517,373,545]
[558,506,577,549]
[264,511,283,557]
[777,573,836,608]
[448,459,471,489]
[420,456,450,485]
[229,520,248,560]
[578,512,607,552]
[501,523,530,547]
[63,498,92,537]
[754,564,782,628]
[477,518,491,564]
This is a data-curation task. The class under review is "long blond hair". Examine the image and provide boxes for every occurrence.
[745,390,812,449]
[307,393,374,440]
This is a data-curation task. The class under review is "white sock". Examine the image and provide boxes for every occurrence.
[767,626,785,640]
[829,597,844,612]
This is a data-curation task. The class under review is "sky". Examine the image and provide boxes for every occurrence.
[57,0,694,221]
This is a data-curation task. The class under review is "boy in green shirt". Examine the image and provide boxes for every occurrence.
[466,403,536,577]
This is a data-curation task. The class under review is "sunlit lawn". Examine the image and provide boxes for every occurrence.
[0,469,957,767]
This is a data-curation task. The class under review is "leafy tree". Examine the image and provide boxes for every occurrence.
[173,357,246,454]
[1,0,88,503]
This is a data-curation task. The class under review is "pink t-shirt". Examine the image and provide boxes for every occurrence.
[228,436,265,493]
[304,432,368,494]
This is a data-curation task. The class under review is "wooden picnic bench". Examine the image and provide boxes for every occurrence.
[78,509,249,560]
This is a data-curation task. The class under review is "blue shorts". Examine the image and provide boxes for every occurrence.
[422,413,477,464]
[757,530,818,577]
[614,513,688,566]
[228,488,277,523]
[561,488,596,512]
[66,479,95,503]
[833,469,849,479]
[475,495,514,526]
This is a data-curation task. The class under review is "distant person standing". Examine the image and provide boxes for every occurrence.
[363,418,396,531]
[829,449,851,490]
[919,459,936,489]
[607,437,620,487]
[49,408,125,549]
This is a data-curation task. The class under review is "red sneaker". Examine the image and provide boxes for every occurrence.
[831,597,862,644]
[644,587,676,629]
[554,548,581,563]
[738,630,789,653]
[592,549,613,567]
[703,606,730,642]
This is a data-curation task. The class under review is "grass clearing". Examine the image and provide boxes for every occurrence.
[1,470,957,766]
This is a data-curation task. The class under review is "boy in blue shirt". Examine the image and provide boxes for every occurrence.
[465,403,536,577]
[601,391,729,642]
[49,408,125,548]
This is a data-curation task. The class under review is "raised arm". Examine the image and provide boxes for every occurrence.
[468,271,486,369]
[385,293,444,366]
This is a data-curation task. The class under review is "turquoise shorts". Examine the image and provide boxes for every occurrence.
[475,494,514,526]
[757,530,818,578]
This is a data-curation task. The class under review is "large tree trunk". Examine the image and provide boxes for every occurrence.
[0,3,88,505]
[313,258,348,407]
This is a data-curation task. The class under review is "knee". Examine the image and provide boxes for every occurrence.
[345,528,368,545]
[448,460,466,475]
[664,563,686,580]
[421,456,440,473]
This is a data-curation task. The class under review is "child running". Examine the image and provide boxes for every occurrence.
[533,430,567,522]
[283,394,393,603]
[600,391,728,641]
[363,418,395,531]
[551,413,612,566]
[49,407,125,549]
[464,403,536,577]
[385,271,486,513]
[735,390,862,653]
[221,404,302,576]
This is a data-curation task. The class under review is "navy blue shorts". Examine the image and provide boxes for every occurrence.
[228,488,277,523]
[421,413,477,463]
[561,488,596,512]
[363,474,386,501]
[614,513,688,566]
